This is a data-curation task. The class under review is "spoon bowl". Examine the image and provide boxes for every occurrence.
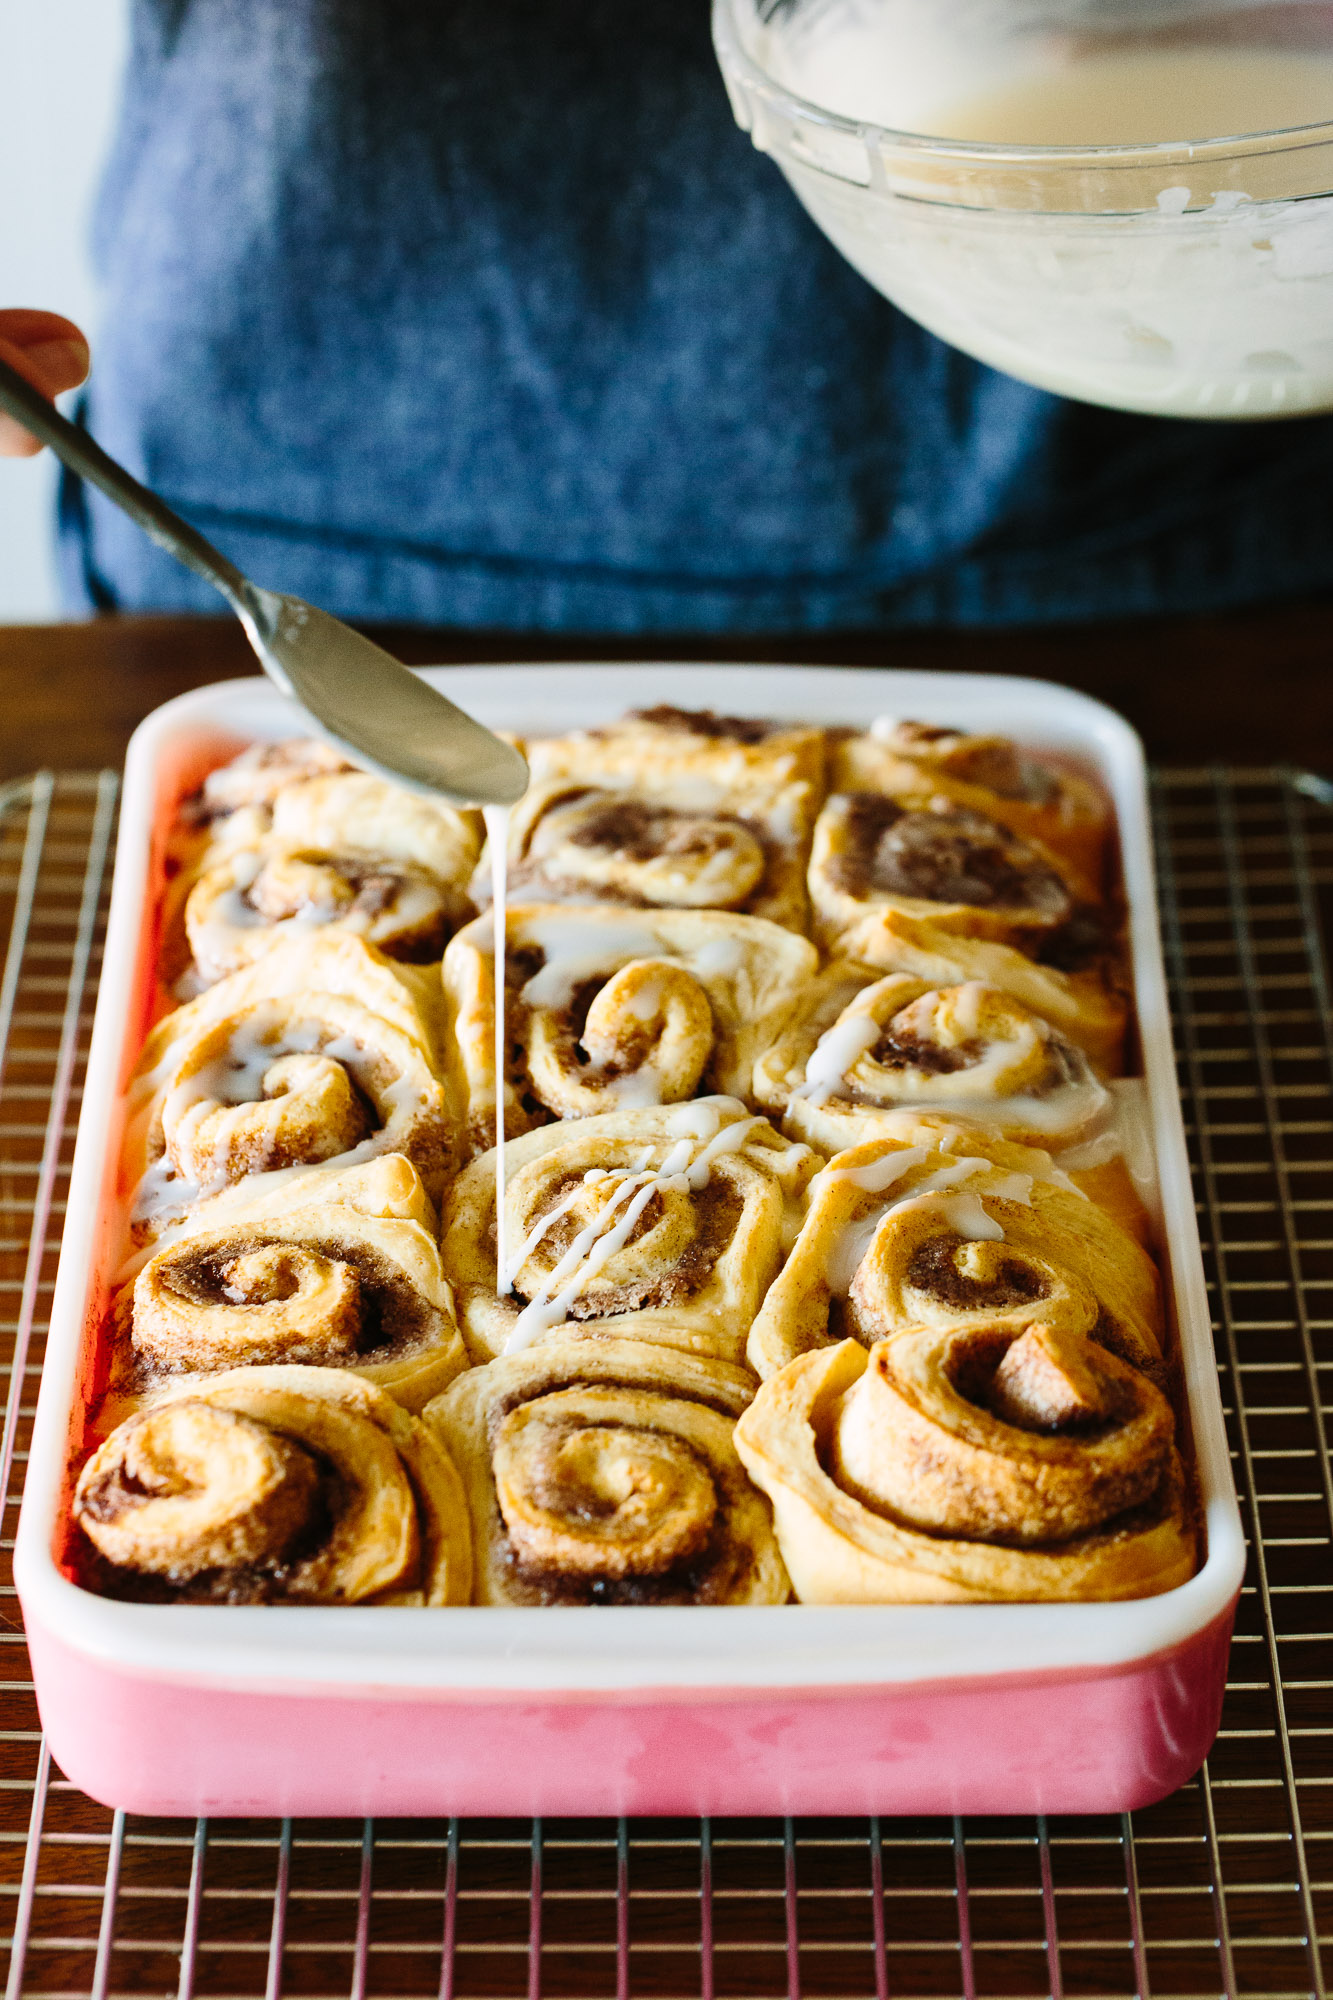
[239,587,529,806]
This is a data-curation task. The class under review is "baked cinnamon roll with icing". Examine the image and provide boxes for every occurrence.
[197,737,357,819]
[184,772,480,984]
[819,905,1127,1074]
[72,1365,472,1605]
[746,1120,1162,1383]
[425,1339,788,1605]
[443,903,817,1155]
[734,1338,1194,1602]
[127,934,455,1239]
[161,739,363,990]
[102,1157,466,1420]
[834,723,1111,884]
[754,966,1111,1153]
[441,1098,817,1365]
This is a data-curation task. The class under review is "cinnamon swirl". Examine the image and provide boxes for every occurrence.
[425,1338,788,1605]
[754,965,1111,1153]
[127,934,455,1238]
[185,772,480,983]
[810,791,1094,954]
[825,908,1128,1074]
[443,903,817,1155]
[482,779,811,932]
[834,723,1111,884]
[103,1156,466,1419]
[162,740,361,988]
[734,1339,1194,1602]
[746,1120,1162,1383]
[198,737,356,818]
[518,707,825,931]
[72,1365,472,1605]
[441,1098,817,1365]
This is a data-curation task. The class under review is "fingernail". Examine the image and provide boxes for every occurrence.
[21,337,90,388]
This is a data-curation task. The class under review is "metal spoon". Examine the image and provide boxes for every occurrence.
[0,356,529,809]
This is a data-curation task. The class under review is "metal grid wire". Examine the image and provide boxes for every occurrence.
[0,765,1330,2000]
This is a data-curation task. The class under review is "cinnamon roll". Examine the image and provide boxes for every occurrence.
[185,772,480,983]
[442,903,817,1155]
[440,1098,818,1365]
[734,1339,1194,1603]
[163,743,361,986]
[746,1120,1162,1382]
[754,966,1112,1154]
[72,1365,472,1605]
[127,934,455,1238]
[517,707,826,931]
[103,1156,466,1419]
[481,778,812,932]
[810,792,1095,956]
[198,737,356,819]
[424,1338,788,1604]
[834,723,1111,884]
[825,907,1127,1074]
[526,704,826,796]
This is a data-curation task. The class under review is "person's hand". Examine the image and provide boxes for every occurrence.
[0,310,90,456]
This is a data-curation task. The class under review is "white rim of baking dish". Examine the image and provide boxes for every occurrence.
[15,665,1245,1696]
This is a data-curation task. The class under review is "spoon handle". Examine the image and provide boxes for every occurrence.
[0,356,249,610]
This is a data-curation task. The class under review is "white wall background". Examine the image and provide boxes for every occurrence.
[0,0,130,621]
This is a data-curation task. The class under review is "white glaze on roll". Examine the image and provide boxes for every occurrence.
[502,1102,764,1351]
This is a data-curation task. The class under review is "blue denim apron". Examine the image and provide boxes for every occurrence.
[61,0,1333,630]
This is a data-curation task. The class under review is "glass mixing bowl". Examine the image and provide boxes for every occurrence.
[712,0,1333,417]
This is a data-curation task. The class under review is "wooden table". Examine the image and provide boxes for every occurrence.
[2,599,1330,774]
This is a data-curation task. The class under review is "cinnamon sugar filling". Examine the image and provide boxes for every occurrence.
[905,1235,1049,1315]
[625,705,776,744]
[830,795,1070,918]
[137,1238,439,1369]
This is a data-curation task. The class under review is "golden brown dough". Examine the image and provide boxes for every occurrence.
[442,902,817,1156]
[425,1338,788,1604]
[734,1339,1194,1603]
[527,704,826,797]
[87,701,1173,1624]
[440,1098,817,1365]
[102,1156,466,1419]
[159,739,360,990]
[833,723,1110,884]
[753,964,1111,1153]
[73,1365,472,1605]
[745,1118,1162,1382]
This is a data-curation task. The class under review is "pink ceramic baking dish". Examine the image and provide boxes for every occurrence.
[16,664,1244,1819]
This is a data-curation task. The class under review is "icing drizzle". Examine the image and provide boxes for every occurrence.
[502,1099,761,1352]
[483,805,512,1293]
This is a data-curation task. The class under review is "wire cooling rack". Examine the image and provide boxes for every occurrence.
[0,765,1330,2000]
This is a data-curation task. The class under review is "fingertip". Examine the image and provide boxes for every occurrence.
[22,337,92,394]
[0,315,92,454]
[0,413,45,459]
